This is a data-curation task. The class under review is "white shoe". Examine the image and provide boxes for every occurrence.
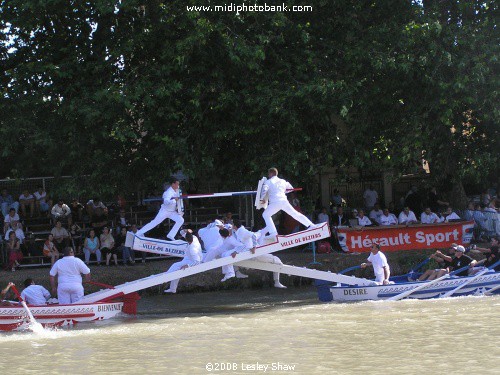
[164,289,176,294]
[274,282,287,289]
[235,270,249,279]
[221,274,235,282]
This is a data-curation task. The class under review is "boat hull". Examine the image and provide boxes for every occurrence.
[319,272,500,302]
[0,301,124,331]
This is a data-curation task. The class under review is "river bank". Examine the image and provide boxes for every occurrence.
[1,246,486,298]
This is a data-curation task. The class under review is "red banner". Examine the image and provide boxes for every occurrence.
[336,221,475,253]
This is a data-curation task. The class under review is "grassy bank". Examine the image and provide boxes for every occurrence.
[1,247,485,298]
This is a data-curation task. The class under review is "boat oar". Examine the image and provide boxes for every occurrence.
[409,257,431,273]
[387,273,450,301]
[440,260,500,298]
[339,265,361,275]
[10,285,44,331]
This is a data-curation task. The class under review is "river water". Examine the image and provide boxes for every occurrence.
[0,288,498,375]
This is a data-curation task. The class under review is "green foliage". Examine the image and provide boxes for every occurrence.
[0,0,497,198]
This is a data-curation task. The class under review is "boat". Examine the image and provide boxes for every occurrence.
[0,301,125,331]
[316,262,500,302]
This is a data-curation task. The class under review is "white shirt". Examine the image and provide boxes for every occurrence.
[34,191,47,202]
[378,214,397,226]
[363,189,378,207]
[234,226,257,249]
[369,209,383,221]
[50,256,90,285]
[398,211,417,224]
[199,225,223,251]
[184,236,203,265]
[317,213,330,224]
[51,204,71,216]
[444,212,461,222]
[4,213,19,224]
[19,194,34,201]
[367,251,390,283]
[162,187,179,211]
[421,212,439,224]
[358,216,372,226]
[214,236,245,254]
[5,228,25,243]
[261,176,293,203]
[21,285,50,305]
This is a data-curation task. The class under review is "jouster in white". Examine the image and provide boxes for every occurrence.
[50,247,91,304]
[164,231,203,293]
[199,220,224,252]
[361,244,391,285]
[260,168,313,236]
[21,280,51,305]
[137,178,184,240]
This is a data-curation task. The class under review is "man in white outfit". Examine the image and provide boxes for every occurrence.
[137,178,184,241]
[208,228,247,282]
[360,244,391,285]
[260,168,313,237]
[50,247,91,304]
[198,219,224,252]
[232,219,286,288]
[164,232,202,294]
[21,278,51,305]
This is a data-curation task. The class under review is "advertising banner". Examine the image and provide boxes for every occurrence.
[336,221,474,253]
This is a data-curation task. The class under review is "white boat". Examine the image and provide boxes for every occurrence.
[0,301,125,331]
[316,269,500,302]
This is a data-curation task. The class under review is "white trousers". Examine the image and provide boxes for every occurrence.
[255,254,283,281]
[221,247,247,276]
[57,283,84,304]
[166,259,192,292]
[137,208,184,240]
[262,200,313,235]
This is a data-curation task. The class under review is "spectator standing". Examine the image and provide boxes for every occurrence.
[405,186,422,216]
[428,187,449,214]
[19,190,35,218]
[363,185,378,211]
[69,198,84,221]
[331,189,343,208]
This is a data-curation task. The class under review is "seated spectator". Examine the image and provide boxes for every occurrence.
[114,208,131,232]
[378,208,398,226]
[43,233,60,266]
[69,198,84,221]
[83,229,101,265]
[398,206,418,225]
[369,203,383,223]
[115,227,135,265]
[100,226,117,266]
[351,209,359,219]
[443,207,461,222]
[86,198,108,228]
[5,231,23,272]
[331,206,349,227]
[51,199,72,223]
[51,221,70,251]
[224,212,234,225]
[417,247,455,281]
[3,208,20,235]
[33,186,52,217]
[357,210,373,227]
[69,223,83,255]
[317,207,330,224]
[0,189,20,217]
[19,190,35,218]
[420,207,440,224]
[5,221,25,247]
[20,278,51,305]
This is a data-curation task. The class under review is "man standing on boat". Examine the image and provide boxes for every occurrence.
[164,231,202,293]
[260,168,314,238]
[136,178,184,241]
[360,243,391,285]
[50,247,91,304]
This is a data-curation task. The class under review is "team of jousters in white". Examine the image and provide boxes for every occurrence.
[1,168,498,331]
